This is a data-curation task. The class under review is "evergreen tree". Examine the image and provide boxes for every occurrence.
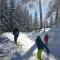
[9,0,16,31]
[0,0,16,32]
[0,0,8,32]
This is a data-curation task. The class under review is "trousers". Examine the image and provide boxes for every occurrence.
[37,49,43,60]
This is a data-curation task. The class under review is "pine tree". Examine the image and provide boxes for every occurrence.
[0,0,16,32]
[9,0,16,31]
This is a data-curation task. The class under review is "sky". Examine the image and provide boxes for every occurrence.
[27,0,50,20]
[16,0,51,20]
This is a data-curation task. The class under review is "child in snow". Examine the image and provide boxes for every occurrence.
[13,27,19,45]
[44,34,49,46]
[36,36,49,60]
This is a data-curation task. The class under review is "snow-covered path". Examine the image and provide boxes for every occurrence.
[0,26,60,60]
[0,33,37,60]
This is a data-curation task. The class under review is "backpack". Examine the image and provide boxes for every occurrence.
[15,31,19,37]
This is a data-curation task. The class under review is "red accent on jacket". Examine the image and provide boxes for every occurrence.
[44,36,48,43]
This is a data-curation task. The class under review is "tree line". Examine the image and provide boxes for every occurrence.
[45,0,60,26]
[0,0,55,33]
[0,0,34,32]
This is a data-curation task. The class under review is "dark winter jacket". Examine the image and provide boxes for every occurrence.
[36,36,49,53]
[13,28,19,37]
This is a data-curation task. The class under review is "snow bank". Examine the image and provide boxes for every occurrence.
[48,25,60,60]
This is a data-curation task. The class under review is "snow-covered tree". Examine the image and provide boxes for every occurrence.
[46,0,60,26]
[39,0,42,29]
[34,11,39,31]
[29,14,33,31]
[0,0,16,32]
[50,15,53,27]
[0,0,9,32]
[9,0,16,31]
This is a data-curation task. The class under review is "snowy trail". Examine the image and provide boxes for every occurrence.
[0,26,60,60]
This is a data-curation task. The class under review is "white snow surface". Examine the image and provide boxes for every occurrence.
[0,25,60,60]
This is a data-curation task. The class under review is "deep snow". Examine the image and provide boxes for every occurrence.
[0,26,60,60]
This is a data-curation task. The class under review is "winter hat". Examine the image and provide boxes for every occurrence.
[37,36,41,39]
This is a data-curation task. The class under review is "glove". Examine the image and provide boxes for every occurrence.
[47,49,50,54]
